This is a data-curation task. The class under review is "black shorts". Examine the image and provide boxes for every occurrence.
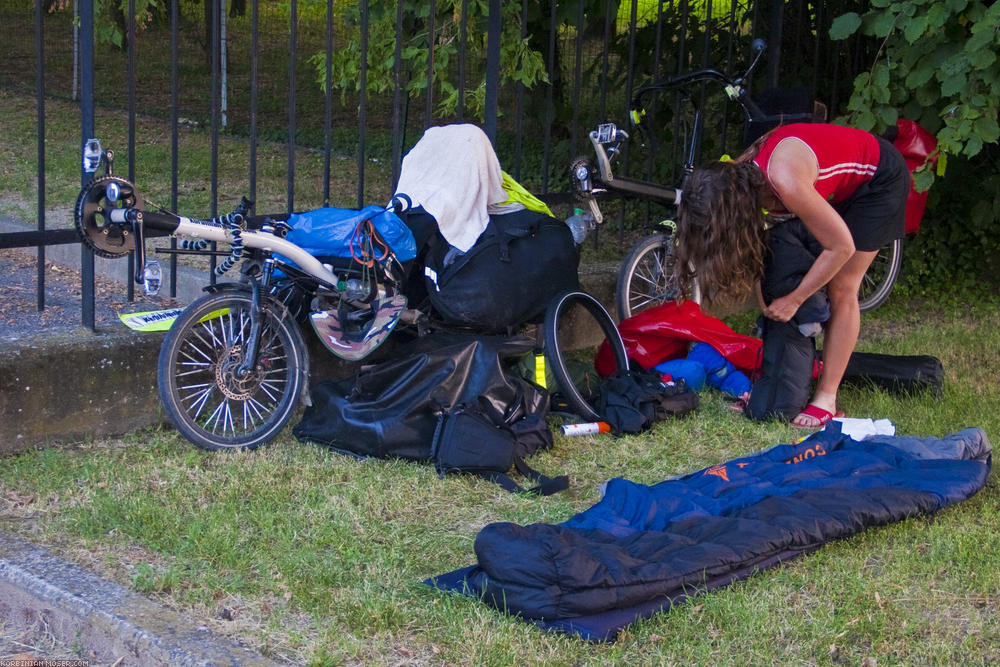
[835,136,910,252]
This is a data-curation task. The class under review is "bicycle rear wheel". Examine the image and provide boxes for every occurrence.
[543,290,628,421]
[616,232,684,321]
[859,238,903,312]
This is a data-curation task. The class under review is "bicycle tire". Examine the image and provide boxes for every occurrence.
[616,232,681,321]
[858,238,903,313]
[543,290,629,422]
[157,291,307,451]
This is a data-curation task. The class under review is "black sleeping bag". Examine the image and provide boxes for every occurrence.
[427,422,992,640]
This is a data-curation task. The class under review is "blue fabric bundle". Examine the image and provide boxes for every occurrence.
[688,342,752,397]
[652,358,706,391]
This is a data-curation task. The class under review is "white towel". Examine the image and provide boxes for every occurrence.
[832,417,896,440]
[394,124,507,253]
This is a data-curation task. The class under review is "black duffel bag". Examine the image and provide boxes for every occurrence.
[293,332,549,461]
[422,208,579,332]
[840,351,944,397]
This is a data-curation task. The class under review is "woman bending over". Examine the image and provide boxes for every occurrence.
[675,123,910,428]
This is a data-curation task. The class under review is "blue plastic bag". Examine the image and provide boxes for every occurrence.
[285,205,417,263]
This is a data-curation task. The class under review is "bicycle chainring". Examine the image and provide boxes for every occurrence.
[74,175,143,258]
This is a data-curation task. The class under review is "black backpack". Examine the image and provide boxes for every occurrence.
[431,403,568,495]
[422,208,579,332]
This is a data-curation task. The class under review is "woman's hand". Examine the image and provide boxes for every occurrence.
[763,294,802,322]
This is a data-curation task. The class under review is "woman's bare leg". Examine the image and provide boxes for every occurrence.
[791,249,879,427]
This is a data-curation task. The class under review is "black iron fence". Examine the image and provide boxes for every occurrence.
[1,0,872,329]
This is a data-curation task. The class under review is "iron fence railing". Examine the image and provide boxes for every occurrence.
[1,0,871,329]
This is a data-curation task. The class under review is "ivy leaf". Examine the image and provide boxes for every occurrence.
[944,0,969,12]
[903,15,929,43]
[966,25,997,54]
[829,12,862,39]
[967,48,997,71]
[926,3,951,28]
[868,10,898,37]
[854,108,877,131]
[963,133,983,157]
[912,166,935,193]
[905,63,935,88]
[878,106,900,128]
[873,64,891,89]
[940,70,967,96]
[973,116,1000,143]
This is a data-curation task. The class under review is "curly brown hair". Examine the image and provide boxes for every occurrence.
[674,160,771,305]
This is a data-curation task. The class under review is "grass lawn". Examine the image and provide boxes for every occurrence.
[1,292,997,665]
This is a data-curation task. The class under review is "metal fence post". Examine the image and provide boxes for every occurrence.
[483,0,501,143]
[79,0,96,330]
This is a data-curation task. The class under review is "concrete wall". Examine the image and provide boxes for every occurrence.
[0,266,619,454]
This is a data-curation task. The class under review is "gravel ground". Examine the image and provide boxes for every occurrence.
[0,248,182,342]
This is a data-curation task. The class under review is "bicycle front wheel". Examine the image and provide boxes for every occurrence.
[616,232,681,321]
[543,290,629,422]
[157,291,308,451]
[859,238,903,313]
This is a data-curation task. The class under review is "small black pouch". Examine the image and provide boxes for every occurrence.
[431,405,568,495]
[597,370,699,435]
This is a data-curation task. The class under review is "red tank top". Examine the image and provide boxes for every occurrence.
[752,123,881,207]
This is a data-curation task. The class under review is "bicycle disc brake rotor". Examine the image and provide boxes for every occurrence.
[74,175,143,258]
[215,343,265,400]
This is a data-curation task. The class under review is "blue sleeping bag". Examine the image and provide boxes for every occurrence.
[427,422,992,640]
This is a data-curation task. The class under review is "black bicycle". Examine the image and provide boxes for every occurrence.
[571,39,903,321]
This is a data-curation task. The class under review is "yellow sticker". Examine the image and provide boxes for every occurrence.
[119,308,185,332]
[119,307,230,332]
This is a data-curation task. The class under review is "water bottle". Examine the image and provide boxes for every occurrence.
[565,208,595,245]
[82,138,102,173]
[141,259,162,296]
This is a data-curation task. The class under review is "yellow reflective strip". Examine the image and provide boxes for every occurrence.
[534,353,547,389]
[198,308,231,323]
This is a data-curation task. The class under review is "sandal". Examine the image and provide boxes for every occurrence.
[791,404,845,430]
[727,392,751,414]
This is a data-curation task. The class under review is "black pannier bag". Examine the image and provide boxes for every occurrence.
[422,208,579,332]
[293,332,550,462]
[745,218,827,422]
[744,317,817,422]
[840,351,944,397]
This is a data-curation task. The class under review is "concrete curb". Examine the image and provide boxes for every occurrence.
[0,530,278,666]
[0,264,619,454]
